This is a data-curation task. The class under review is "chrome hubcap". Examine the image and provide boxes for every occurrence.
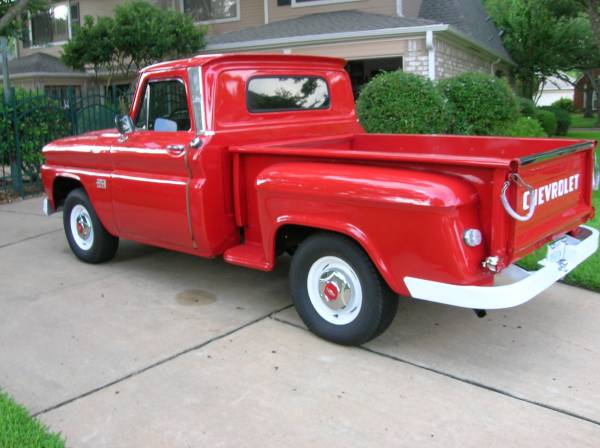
[76,214,91,240]
[319,270,352,311]
[70,204,94,251]
[307,256,362,325]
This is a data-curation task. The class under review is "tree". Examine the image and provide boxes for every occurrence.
[485,0,599,99]
[62,1,206,84]
[0,0,46,36]
[576,0,600,121]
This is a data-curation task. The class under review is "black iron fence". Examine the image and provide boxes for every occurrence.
[0,86,132,199]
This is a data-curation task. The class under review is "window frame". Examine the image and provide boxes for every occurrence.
[27,1,77,48]
[246,75,332,114]
[134,77,193,133]
[290,0,363,8]
[179,0,241,24]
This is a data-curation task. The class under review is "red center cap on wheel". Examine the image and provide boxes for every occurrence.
[77,222,84,234]
[323,282,338,301]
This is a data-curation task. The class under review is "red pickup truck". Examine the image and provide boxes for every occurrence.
[41,54,599,345]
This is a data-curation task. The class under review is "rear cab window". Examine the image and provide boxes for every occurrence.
[247,76,330,113]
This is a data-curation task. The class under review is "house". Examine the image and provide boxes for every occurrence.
[3,0,512,97]
[536,75,575,107]
[574,70,599,112]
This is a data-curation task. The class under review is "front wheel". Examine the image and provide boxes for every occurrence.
[63,188,119,263]
[289,233,398,345]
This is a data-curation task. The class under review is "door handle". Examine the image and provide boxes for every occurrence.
[166,144,185,152]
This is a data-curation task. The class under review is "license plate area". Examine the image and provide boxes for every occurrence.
[546,237,568,264]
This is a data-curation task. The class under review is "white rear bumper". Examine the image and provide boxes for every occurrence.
[404,225,599,310]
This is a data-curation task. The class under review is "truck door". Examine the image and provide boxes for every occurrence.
[110,73,195,248]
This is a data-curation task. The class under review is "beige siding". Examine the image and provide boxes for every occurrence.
[289,36,411,60]
[268,0,397,22]
[79,0,122,18]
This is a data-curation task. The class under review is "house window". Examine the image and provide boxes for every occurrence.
[28,2,79,47]
[247,77,330,113]
[44,85,81,107]
[182,0,240,23]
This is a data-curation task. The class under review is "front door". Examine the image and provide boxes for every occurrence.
[111,76,195,248]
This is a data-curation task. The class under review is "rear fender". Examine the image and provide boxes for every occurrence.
[255,162,491,294]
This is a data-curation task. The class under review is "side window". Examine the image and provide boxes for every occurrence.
[135,79,191,132]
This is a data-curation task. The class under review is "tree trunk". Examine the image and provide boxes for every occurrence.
[585,79,594,118]
[0,0,30,34]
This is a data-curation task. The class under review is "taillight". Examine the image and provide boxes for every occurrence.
[594,152,599,191]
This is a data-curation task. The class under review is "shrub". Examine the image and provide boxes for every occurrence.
[540,106,572,136]
[518,97,536,118]
[0,88,70,179]
[499,117,547,137]
[534,109,557,136]
[437,72,519,135]
[356,71,450,134]
[551,98,574,113]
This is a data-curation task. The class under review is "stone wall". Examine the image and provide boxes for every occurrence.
[402,38,429,77]
[434,38,494,79]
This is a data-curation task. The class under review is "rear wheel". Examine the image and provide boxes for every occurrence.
[63,188,118,263]
[289,233,398,345]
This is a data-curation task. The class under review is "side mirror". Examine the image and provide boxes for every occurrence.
[115,114,134,136]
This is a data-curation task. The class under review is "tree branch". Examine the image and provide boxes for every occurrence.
[0,0,30,35]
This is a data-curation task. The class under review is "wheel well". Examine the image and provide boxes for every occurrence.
[275,225,319,256]
[53,177,83,209]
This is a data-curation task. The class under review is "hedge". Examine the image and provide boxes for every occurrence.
[0,88,70,179]
[517,97,536,118]
[551,98,574,113]
[356,71,450,134]
[437,72,519,135]
[534,109,557,136]
[500,117,547,137]
[540,106,572,136]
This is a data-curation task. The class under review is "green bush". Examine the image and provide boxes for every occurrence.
[534,109,557,136]
[437,72,519,135]
[0,88,70,179]
[551,98,575,113]
[356,71,450,134]
[540,106,572,136]
[499,117,547,137]
[518,97,536,117]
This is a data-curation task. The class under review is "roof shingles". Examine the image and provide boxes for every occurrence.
[207,1,510,62]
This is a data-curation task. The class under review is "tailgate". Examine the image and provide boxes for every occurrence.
[507,142,596,260]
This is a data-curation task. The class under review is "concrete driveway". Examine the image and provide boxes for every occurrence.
[1,197,600,447]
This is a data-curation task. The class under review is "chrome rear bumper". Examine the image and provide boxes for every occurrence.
[404,225,599,310]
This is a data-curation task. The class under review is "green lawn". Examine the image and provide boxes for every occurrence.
[571,113,598,129]
[0,391,65,448]
[518,130,600,291]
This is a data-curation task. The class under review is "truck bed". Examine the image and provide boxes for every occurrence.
[231,133,596,271]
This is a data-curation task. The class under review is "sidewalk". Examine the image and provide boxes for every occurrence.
[1,197,600,447]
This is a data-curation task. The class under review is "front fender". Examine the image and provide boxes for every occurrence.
[255,162,492,294]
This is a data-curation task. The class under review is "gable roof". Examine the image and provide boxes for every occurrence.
[208,10,438,45]
[419,0,511,61]
[207,7,511,64]
[0,52,84,77]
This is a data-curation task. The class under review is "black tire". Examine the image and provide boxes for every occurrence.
[289,232,398,345]
[63,188,119,263]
